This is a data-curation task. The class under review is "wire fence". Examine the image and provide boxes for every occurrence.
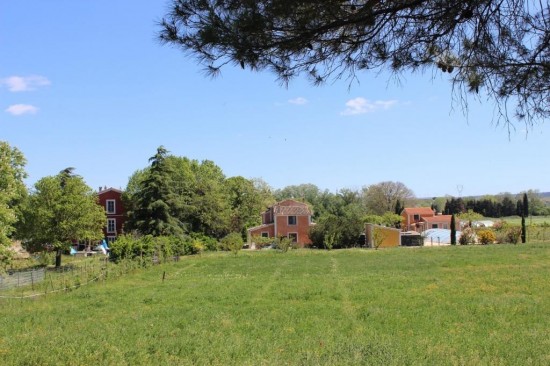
[0,254,182,300]
[0,267,46,291]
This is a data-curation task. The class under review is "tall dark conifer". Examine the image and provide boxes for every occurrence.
[521,193,528,243]
[450,214,456,245]
[128,146,183,236]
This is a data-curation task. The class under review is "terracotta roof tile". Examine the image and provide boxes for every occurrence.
[402,207,435,216]
[422,215,454,223]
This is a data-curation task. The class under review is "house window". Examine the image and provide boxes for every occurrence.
[107,219,116,233]
[288,233,298,243]
[432,224,438,229]
[261,232,269,238]
[413,214,420,221]
[288,216,297,225]
[106,199,116,214]
[107,236,116,243]
[443,224,448,229]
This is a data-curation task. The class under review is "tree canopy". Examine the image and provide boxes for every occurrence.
[17,169,106,267]
[124,147,273,239]
[0,142,27,268]
[362,181,415,215]
[160,0,550,127]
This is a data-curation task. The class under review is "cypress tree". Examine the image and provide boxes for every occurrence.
[521,216,526,243]
[394,199,403,215]
[450,214,456,245]
[521,193,528,243]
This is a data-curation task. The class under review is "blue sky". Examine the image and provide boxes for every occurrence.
[2,1,549,198]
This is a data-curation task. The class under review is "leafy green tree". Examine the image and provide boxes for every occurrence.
[17,169,106,267]
[362,181,415,216]
[275,183,321,205]
[364,212,402,228]
[457,209,483,225]
[187,159,231,237]
[0,142,27,269]
[226,176,268,238]
[160,1,548,127]
[522,190,549,216]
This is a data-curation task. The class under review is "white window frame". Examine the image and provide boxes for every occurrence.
[107,218,116,233]
[288,215,297,225]
[107,236,116,243]
[106,199,116,214]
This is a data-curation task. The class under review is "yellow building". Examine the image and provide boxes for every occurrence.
[365,224,401,248]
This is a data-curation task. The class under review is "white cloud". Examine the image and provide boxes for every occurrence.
[288,97,308,105]
[5,104,39,116]
[1,75,51,92]
[341,97,398,116]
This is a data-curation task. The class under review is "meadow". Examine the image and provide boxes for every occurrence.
[1,244,549,365]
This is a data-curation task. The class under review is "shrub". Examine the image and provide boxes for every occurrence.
[506,227,522,244]
[459,227,475,245]
[35,251,55,266]
[251,235,275,249]
[323,233,336,250]
[190,233,218,251]
[173,236,201,256]
[220,232,244,255]
[154,236,173,263]
[276,237,293,253]
[477,229,496,245]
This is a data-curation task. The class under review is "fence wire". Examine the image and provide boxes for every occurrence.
[0,268,46,291]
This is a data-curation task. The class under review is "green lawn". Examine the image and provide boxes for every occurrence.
[1,244,550,365]
[494,215,550,226]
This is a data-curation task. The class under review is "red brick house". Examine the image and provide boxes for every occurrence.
[401,207,458,232]
[247,199,314,247]
[97,187,125,243]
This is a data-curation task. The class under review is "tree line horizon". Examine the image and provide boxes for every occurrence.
[1,143,548,269]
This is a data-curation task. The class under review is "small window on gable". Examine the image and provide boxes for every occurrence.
[413,214,420,221]
[288,216,297,225]
[106,200,116,214]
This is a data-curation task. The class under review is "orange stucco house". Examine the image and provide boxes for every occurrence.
[401,207,458,232]
[247,199,314,247]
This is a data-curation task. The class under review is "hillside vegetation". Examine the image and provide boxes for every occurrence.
[1,244,550,365]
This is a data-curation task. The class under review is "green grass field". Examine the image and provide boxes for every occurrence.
[1,244,550,365]
[494,215,550,226]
